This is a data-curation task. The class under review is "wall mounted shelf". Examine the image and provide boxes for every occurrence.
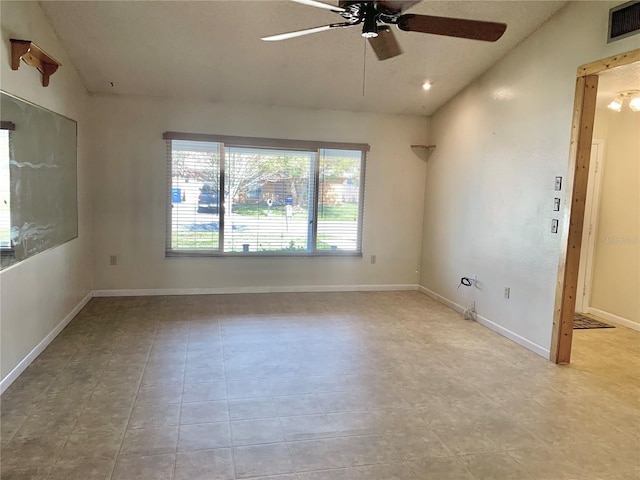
[10,39,61,87]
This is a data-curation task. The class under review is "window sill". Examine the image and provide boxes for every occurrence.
[165,250,362,258]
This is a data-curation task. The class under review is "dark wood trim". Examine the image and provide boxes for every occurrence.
[0,121,16,131]
[163,131,370,152]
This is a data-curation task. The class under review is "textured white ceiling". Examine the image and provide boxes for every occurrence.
[39,0,566,116]
[597,61,640,109]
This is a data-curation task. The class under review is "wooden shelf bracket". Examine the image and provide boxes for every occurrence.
[10,39,61,87]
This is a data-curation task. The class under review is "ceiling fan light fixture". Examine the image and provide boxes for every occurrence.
[422,81,432,91]
[607,91,640,112]
[607,95,623,112]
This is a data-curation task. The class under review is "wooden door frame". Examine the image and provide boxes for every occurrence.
[550,49,640,364]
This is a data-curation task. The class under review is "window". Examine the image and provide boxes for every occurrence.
[164,133,368,256]
[0,126,13,265]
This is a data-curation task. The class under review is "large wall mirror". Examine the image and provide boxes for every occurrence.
[1,91,78,270]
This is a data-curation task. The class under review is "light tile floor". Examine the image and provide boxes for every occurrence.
[1,291,638,479]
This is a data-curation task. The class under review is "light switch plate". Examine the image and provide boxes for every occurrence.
[551,219,559,233]
[553,198,561,211]
[554,176,562,191]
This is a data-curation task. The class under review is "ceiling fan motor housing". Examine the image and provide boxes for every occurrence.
[338,1,404,25]
[362,3,379,37]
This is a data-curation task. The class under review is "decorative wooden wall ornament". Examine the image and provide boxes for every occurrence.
[10,39,61,87]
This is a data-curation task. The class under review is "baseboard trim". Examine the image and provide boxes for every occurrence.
[418,286,550,359]
[587,307,639,332]
[418,285,465,314]
[0,291,93,394]
[474,312,550,359]
[93,284,420,297]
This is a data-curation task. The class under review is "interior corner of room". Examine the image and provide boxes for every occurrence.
[1,0,638,392]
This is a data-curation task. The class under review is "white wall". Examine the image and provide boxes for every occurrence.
[419,1,640,357]
[590,108,639,325]
[0,2,92,384]
[89,95,429,292]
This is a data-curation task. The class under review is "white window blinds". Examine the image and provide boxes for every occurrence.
[165,133,367,256]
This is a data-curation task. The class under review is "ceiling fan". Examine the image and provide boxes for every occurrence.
[261,0,507,60]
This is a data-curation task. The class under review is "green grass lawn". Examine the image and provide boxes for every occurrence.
[171,231,219,250]
[232,204,286,217]
[232,202,358,221]
[171,230,309,252]
[317,203,359,221]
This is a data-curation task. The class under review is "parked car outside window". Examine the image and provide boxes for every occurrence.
[197,183,219,213]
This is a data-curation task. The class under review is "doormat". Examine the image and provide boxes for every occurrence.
[574,313,614,329]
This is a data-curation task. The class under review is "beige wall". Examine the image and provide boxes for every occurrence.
[590,108,639,324]
[420,1,640,356]
[89,95,429,291]
[0,1,92,382]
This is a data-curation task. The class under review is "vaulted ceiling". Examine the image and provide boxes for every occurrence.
[40,1,566,116]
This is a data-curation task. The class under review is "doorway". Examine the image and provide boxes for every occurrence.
[575,139,605,314]
[550,48,640,364]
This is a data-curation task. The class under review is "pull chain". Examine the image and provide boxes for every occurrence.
[362,39,367,97]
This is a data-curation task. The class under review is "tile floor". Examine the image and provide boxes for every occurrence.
[1,291,638,479]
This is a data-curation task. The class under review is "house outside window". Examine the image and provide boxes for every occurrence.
[164,132,368,256]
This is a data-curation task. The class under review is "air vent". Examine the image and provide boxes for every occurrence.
[608,1,640,42]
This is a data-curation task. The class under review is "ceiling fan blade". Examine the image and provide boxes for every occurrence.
[291,0,345,12]
[397,14,507,42]
[368,27,402,60]
[375,0,421,15]
[261,25,336,41]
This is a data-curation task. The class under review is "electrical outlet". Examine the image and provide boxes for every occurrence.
[551,219,559,233]
[504,287,510,299]
[109,255,117,266]
[553,198,561,211]
[370,255,376,265]
[554,176,562,191]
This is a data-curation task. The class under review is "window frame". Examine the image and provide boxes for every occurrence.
[0,122,15,264]
[164,131,368,258]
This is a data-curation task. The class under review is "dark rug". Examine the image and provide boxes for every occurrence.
[574,313,614,329]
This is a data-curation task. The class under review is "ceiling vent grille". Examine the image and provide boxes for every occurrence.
[608,1,640,42]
